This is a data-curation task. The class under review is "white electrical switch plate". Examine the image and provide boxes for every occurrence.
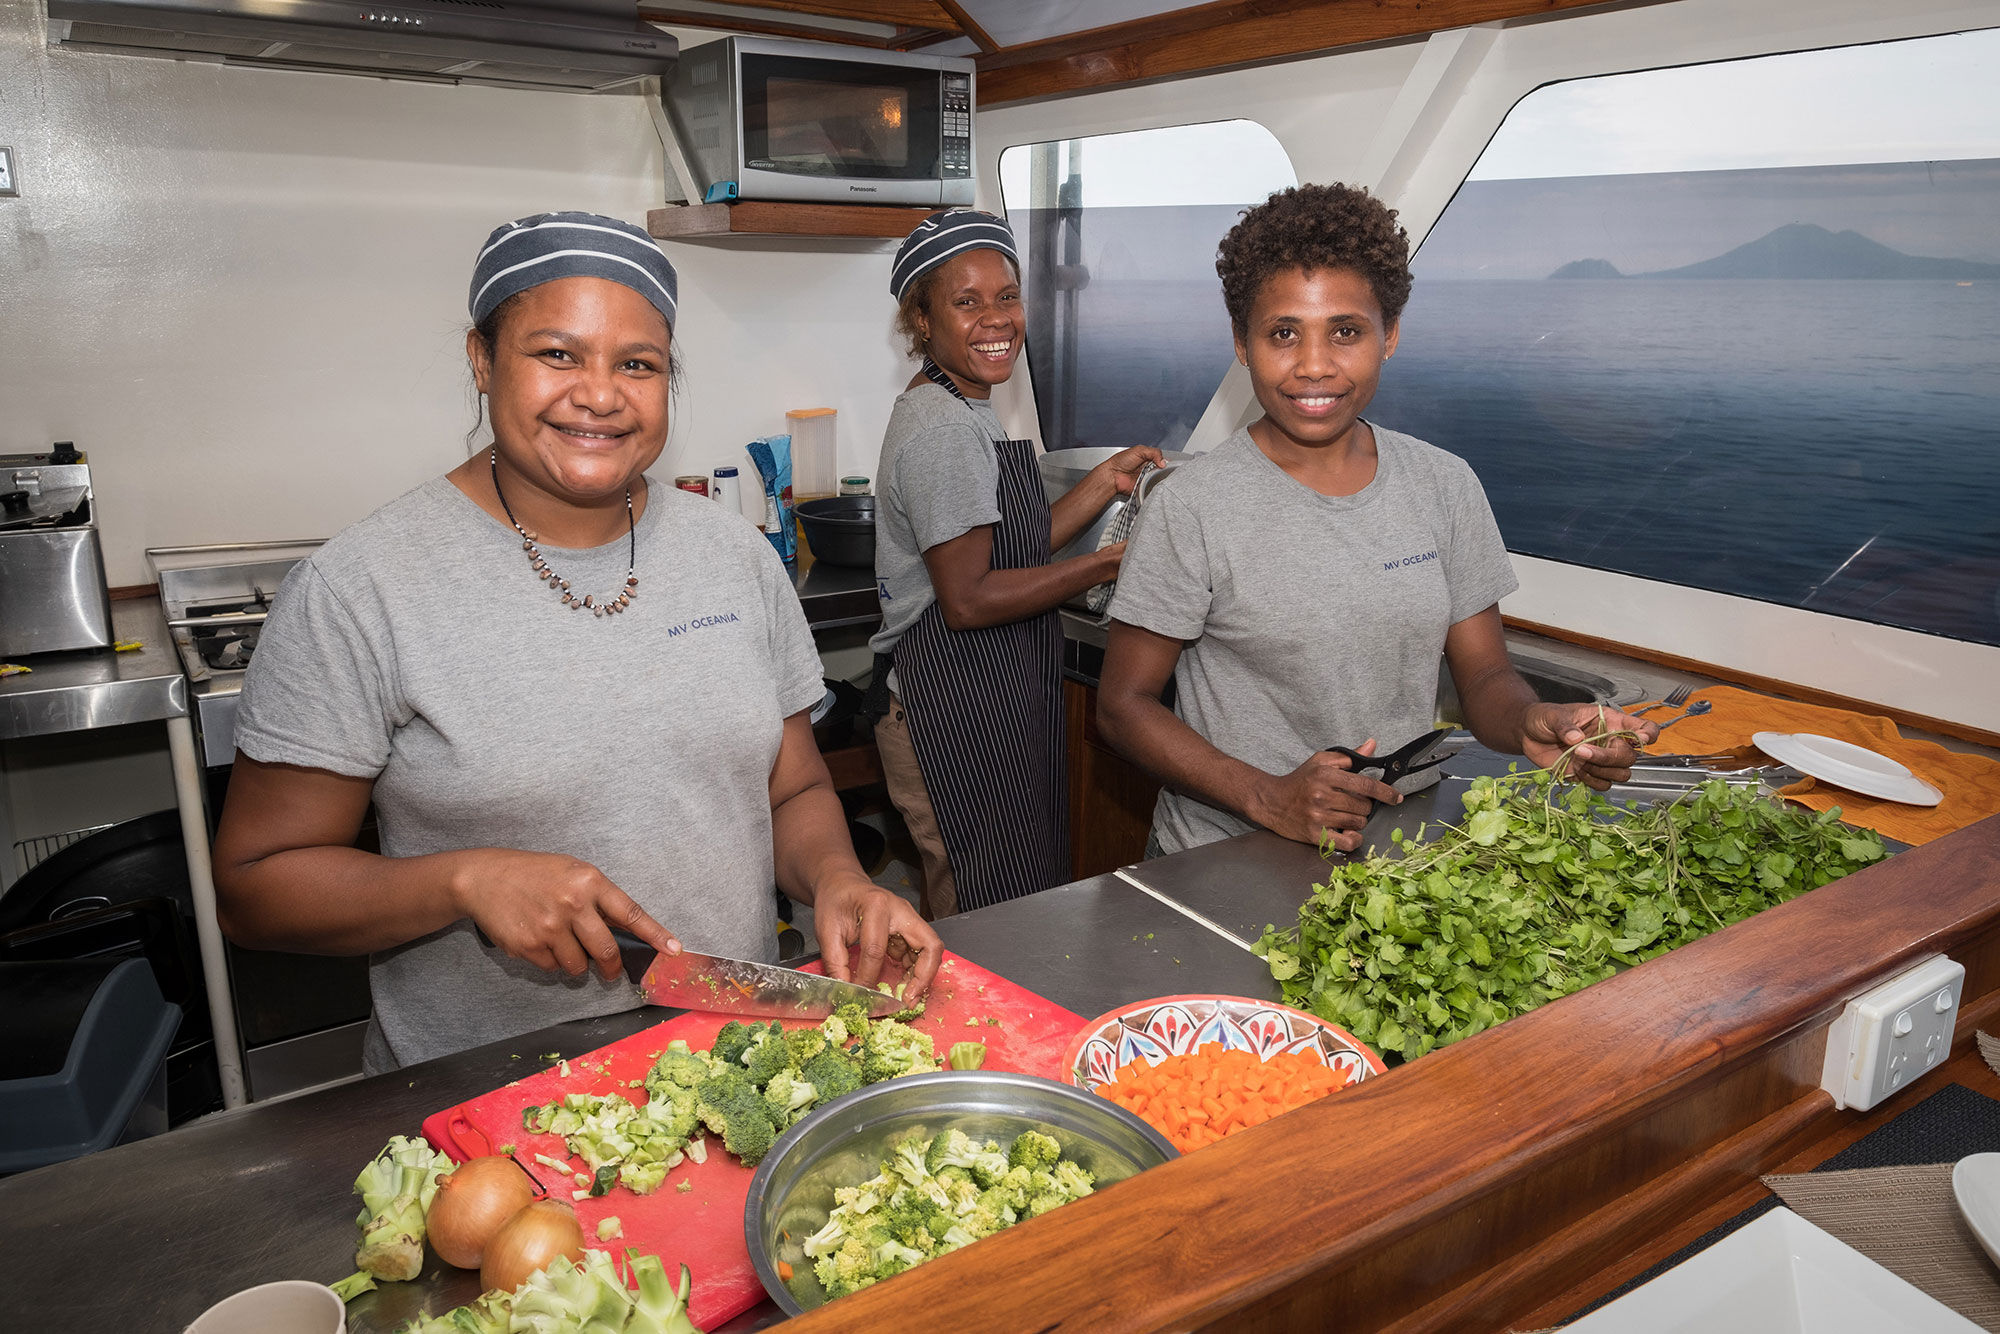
[1820,955,1965,1111]
[0,146,16,197]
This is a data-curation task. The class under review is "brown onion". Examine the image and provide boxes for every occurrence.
[427,1156,540,1270]
[480,1198,585,1295]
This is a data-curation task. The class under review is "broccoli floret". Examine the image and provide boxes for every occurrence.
[695,1068,779,1165]
[741,1026,792,1088]
[813,1235,879,1299]
[924,1127,1010,1184]
[800,1047,864,1105]
[1007,1129,1062,1173]
[859,1019,939,1084]
[1023,1187,1072,1219]
[783,1026,829,1067]
[965,1187,1019,1237]
[647,1039,714,1092]
[884,1134,931,1190]
[1048,1159,1095,1200]
[827,1000,870,1046]
[876,979,926,1022]
[763,1069,818,1126]
[709,1020,760,1068]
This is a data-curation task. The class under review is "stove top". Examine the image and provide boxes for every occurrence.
[146,541,324,766]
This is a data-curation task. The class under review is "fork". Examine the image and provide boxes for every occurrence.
[1633,684,1695,716]
[1651,699,1713,732]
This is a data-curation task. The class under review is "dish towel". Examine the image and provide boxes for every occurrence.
[1082,461,1158,617]
[1641,684,2000,846]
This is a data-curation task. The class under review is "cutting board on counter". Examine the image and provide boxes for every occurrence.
[420,951,1085,1330]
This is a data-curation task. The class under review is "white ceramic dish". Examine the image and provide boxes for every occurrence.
[1952,1152,2000,1270]
[1563,1206,1979,1333]
[1751,731,1943,806]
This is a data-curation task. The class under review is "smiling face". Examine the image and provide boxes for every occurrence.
[1236,265,1399,461]
[467,276,671,513]
[914,248,1023,400]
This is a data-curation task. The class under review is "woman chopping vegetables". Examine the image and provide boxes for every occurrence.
[213,212,939,1072]
[868,210,1160,915]
[1098,184,1658,856]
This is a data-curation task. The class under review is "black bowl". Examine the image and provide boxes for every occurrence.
[796,496,876,568]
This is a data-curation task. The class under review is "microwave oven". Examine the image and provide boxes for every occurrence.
[662,37,975,208]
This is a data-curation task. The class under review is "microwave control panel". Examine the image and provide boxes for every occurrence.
[941,72,972,178]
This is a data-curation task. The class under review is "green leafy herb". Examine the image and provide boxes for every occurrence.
[1254,769,1887,1062]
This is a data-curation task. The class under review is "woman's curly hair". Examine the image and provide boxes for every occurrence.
[1216,183,1413,336]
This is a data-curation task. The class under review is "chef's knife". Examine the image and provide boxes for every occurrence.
[612,930,904,1021]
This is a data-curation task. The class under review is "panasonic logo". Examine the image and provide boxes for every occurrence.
[849,185,879,193]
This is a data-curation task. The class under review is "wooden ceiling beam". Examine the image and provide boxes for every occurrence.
[682,0,958,26]
[974,0,1651,106]
[929,0,996,52]
[885,26,963,51]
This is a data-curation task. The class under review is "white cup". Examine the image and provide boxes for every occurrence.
[185,1280,345,1334]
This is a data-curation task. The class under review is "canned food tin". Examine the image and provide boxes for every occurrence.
[840,476,872,496]
[674,475,709,497]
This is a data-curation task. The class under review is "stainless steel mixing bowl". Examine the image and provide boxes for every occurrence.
[744,1070,1177,1314]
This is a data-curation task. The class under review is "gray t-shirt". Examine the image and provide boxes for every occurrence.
[1108,425,1519,854]
[870,383,1006,655]
[236,477,824,1072]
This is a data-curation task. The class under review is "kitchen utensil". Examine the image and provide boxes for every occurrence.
[1952,1153,2000,1270]
[1061,994,1384,1095]
[421,950,1090,1332]
[1082,461,1171,615]
[1751,732,1943,806]
[634,944,905,1021]
[745,1070,1177,1315]
[1324,726,1453,793]
[1632,684,1695,715]
[794,495,875,568]
[1562,1206,1978,1332]
[1650,699,1713,731]
[0,444,114,658]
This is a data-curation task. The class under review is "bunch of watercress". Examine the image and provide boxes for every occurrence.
[1254,769,1888,1062]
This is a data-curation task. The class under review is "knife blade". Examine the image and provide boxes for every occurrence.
[617,932,903,1021]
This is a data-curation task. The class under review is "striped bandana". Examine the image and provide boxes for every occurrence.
[469,211,678,329]
[889,209,1019,301]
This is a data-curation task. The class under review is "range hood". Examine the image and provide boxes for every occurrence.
[44,0,677,92]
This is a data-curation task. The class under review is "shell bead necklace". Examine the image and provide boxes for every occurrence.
[488,447,639,616]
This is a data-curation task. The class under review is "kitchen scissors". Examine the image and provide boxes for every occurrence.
[1324,726,1455,794]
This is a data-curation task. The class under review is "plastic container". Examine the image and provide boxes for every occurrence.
[711,464,743,518]
[786,409,839,505]
[0,957,180,1173]
[840,475,871,496]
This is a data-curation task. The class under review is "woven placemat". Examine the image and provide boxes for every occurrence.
[1761,1162,2000,1330]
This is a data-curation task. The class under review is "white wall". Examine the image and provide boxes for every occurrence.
[975,0,2000,733]
[0,12,912,585]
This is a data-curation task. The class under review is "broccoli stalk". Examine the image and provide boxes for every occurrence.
[340,1135,450,1286]
[946,1041,986,1070]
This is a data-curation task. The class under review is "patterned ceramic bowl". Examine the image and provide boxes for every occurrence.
[1060,994,1386,1094]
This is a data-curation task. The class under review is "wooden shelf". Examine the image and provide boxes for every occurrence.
[646,200,936,240]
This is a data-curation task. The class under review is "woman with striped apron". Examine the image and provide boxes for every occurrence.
[867,211,1160,914]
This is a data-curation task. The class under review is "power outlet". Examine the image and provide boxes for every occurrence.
[1820,955,1965,1111]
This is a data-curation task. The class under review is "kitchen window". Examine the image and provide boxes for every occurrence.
[1369,28,2000,649]
[997,120,1297,454]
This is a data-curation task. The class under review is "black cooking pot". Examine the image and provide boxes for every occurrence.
[796,496,875,568]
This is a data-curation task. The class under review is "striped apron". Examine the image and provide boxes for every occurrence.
[891,361,1069,910]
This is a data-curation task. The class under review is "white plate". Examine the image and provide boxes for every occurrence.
[1751,732,1943,807]
[1565,1207,1980,1333]
[1952,1153,2000,1270]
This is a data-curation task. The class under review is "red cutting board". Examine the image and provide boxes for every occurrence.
[420,951,1084,1330]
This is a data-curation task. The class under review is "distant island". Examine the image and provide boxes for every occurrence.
[1548,223,2000,280]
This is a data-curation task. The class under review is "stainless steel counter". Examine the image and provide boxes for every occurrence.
[792,559,878,631]
[0,598,186,740]
[0,871,1271,1333]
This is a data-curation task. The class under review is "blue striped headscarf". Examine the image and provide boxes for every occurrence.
[469,211,678,330]
[889,209,1019,301]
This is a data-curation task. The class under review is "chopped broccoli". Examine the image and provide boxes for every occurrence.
[800,1047,864,1104]
[763,1069,819,1126]
[1007,1129,1061,1173]
[797,1128,1096,1298]
[709,1019,760,1068]
[875,979,926,1022]
[827,1000,871,1046]
[946,1041,986,1070]
[740,1025,792,1087]
[646,1039,714,1092]
[859,1018,939,1084]
[695,1068,778,1166]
